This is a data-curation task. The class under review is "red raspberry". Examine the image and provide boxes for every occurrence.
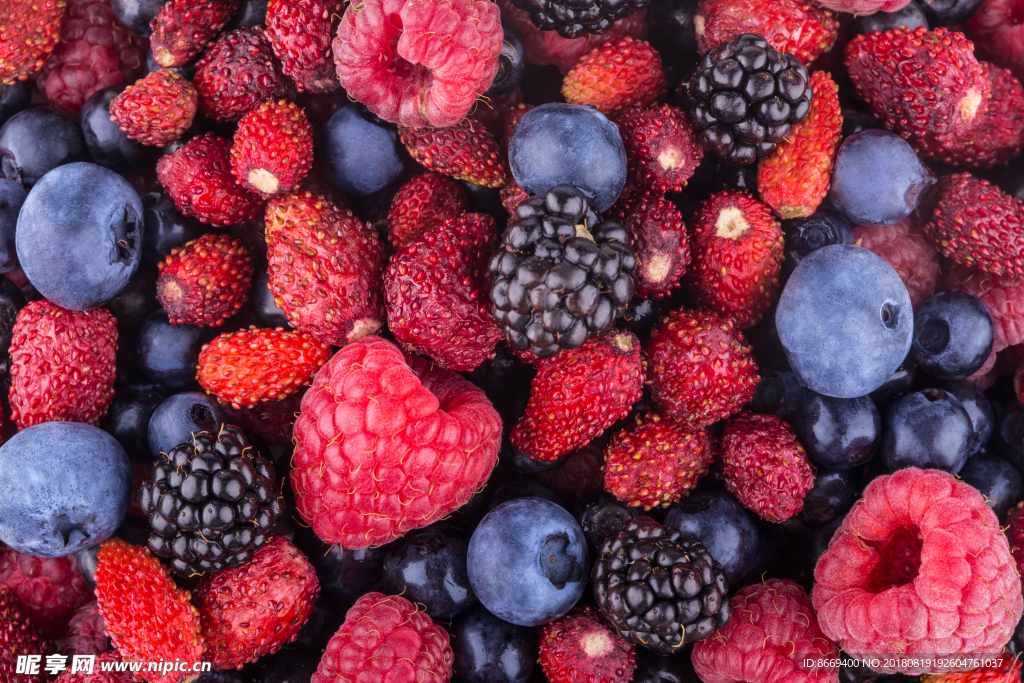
[9,301,117,430]
[922,655,1022,683]
[157,133,266,226]
[694,0,838,66]
[692,579,840,683]
[970,0,1024,82]
[193,27,292,123]
[290,337,501,548]
[266,0,343,93]
[64,601,108,657]
[502,101,534,150]
[853,218,939,308]
[156,232,254,327]
[610,190,690,299]
[333,0,503,128]
[387,173,468,250]
[539,606,636,683]
[0,0,65,86]
[813,0,912,14]
[385,213,503,372]
[400,116,511,189]
[0,545,91,638]
[54,652,131,683]
[109,68,197,147]
[312,593,453,683]
[535,442,606,510]
[941,264,1024,358]
[1007,501,1024,576]
[543,10,649,73]
[149,0,236,68]
[230,100,314,198]
[0,588,52,683]
[812,468,1023,675]
[617,105,703,195]
[562,38,667,119]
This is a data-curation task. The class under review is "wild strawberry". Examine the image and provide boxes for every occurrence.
[109,69,197,147]
[149,0,237,68]
[562,37,667,119]
[612,190,690,300]
[221,392,304,448]
[266,0,343,93]
[694,0,839,65]
[193,27,292,123]
[502,102,534,150]
[0,0,65,85]
[387,173,469,250]
[400,116,510,188]
[617,105,703,195]
[500,180,529,218]
[0,588,52,683]
[539,606,636,683]
[230,100,313,198]
[156,232,254,327]
[197,326,332,409]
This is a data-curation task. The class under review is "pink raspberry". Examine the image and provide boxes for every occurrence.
[969,0,1024,82]
[0,543,92,637]
[692,579,839,683]
[853,218,940,308]
[290,337,502,549]
[812,468,1023,675]
[64,601,109,656]
[332,0,503,128]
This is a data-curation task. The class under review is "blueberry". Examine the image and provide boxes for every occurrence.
[110,0,168,35]
[138,311,208,387]
[17,163,143,310]
[250,266,291,329]
[486,18,525,97]
[509,103,627,212]
[850,1,929,34]
[798,467,860,525]
[224,0,268,30]
[76,544,100,588]
[0,108,88,187]
[783,206,854,271]
[0,278,25,355]
[794,393,881,470]
[450,604,537,683]
[140,188,206,266]
[0,82,30,128]
[467,498,587,626]
[911,290,993,380]
[958,452,1023,519]
[919,0,985,25]
[621,297,662,342]
[880,388,974,474]
[841,106,883,139]
[0,422,132,557]
[383,524,477,620]
[751,367,812,421]
[147,391,226,456]
[869,356,916,410]
[633,649,700,683]
[664,490,761,586]
[487,478,564,510]
[256,647,321,683]
[941,380,994,454]
[575,494,638,558]
[776,245,913,398]
[144,52,198,81]
[102,382,170,460]
[0,179,26,272]
[829,129,935,227]
[319,105,404,197]
[996,407,1024,474]
[105,261,160,330]
[80,87,156,173]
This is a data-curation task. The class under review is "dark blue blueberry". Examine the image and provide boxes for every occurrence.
[193,671,246,683]
[289,598,348,651]
[664,490,760,586]
[319,105,404,197]
[486,18,525,97]
[76,544,99,588]
[250,266,290,329]
[102,382,170,460]
[147,391,226,456]
[138,311,208,387]
[110,0,167,35]
[224,0,268,30]
[575,494,638,558]
[140,188,206,265]
[0,278,24,358]
[0,108,88,187]
[829,129,935,227]
[504,443,564,474]
[0,422,131,556]
[621,297,662,342]
[751,368,812,421]
[256,647,321,683]
[105,262,160,330]
[0,82,30,128]
[450,604,538,683]
[941,380,994,454]
[869,355,916,410]
[160,115,215,156]
[509,103,627,212]
[714,162,759,193]
[17,162,143,310]
[919,0,985,25]
[783,206,854,271]
[467,498,587,626]
[798,467,860,525]
[881,388,974,474]
[80,87,156,173]
[958,452,1022,519]
[794,393,881,470]
[487,478,564,510]
[911,290,993,380]
[632,650,699,683]
[995,407,1024,473]
[841,106,883,139]
[0,179,26,272]
[308,542,388,603]
[850,1,929,34]
[383,524,477,620]
[776,245,913,398]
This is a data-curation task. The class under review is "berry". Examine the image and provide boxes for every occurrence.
[147,391,225,458]
[9,301,118,429]
[940,264,1024,370]
[850,3,929,35]
[64,601,110,656]
[919,0,987,24]
[664,490,762,586]
[196,327,331,409]
[400,116,511,189]
[0,545,91,636]
[488,18,525,97]
[312,593,453,683]
[507,0,649,39]
[334,0,502,128]
[794,393,881,470]
[149,0,237,68]
[230,100,313,198]
[609,192,689,301]
[385,212,503,372]
[450,605,539,683]
[0,180,24,272]
[0,0,65,86]
[784,206,854,274]
[539,607,636,683]
[383,525,476,621]
[291,336,502,548]
[0,107,88,188]
[880,388,975,474]
[757,71,842,219]
[221,392,303,448]
[109,69,197,147]
[264,190,385,345]
[969,0,1024,82]
[1007,501,1024,575]
[157,133,266,226]
[852,218,940,308]
[945,380,994,455]
[694,0,839,65]
[94,538,206,683]
[156,233,254,327]
[193,27,292,123]
[577,496,639,557]
[692,579,840,683]
[812,468,1023,675]
[911,290,994,379]
[959,452,1022,520]
[138,310,208,388]
[141,188,205,265]
[562,38,667,119]
[0,588,52,683]
[617,104,703,194]
[53,651,132,683]
[81,87,157,173]
[511,331,645,461]
[603,408,714,510]
[387,173,468,250]
[686,189,784,328]
[197,535,319,670]
[319,104,405,197]
[751,367,813,421]
[646,308,758,427]
[265,0,342,93]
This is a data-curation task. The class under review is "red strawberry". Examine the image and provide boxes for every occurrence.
[230,100,313,198]
[686,190,784,329]
[694,0,839,66]
[611,190,690,299]
[156,232,254,327]
[193,27,292,123]
[264,190,386,345]
[617,105,703,195]
[197,326,332,409]
[385,213,503,372]
[757,71,842,220]
[0,545,91,638]
[400,116,510,188]
[539,606,636,683]
[149,0,237,68]
[109,69,197,147]
[9,301,117,430]
[512,331,645,462]
[0,588,52,683]
[265,0,343,93]
[0,0,65,85]
[562,37,667,119]
[387,173,469,250]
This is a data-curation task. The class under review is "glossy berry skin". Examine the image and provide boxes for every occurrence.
[140,188,206,265]
[318,105,403,197]
[383,525,477,621]
[664,490,761,587]
[250,269,290,329]
[799,467,860,525]
[880,388,974,474]
[486,18,525,97]
[959,452,1022,519]
[941,380,993,455]
[849,2,929,34]
[0,107,88,188]
[0,422,131,557]
[750,367,812,421]
[147,391,225,457]
[110,0,166,35]
[919,0,984,26]
[911,290,993,380]
[80,88,156,173]
[776,245,913,398]
[576,495,638,558]
[794,393,881,471]
[138,310,209,388]
[101,383,169,460]
[0,82,30,127]
[467,498,588,627]
[782,207,854,273]
[0,179,26,272]
[450,604,537,683]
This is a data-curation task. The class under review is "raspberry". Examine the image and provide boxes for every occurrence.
[941,264,1024,362]
[387,173,469,250]
[0,0,65,86]
[694,0,839,65]
[149,0,237,68]
[109,68,197,147]
[539,606,636,683]
[0,545,91,637]
[312,593,453,683]
[617,105,703,195]
[266,0,343,93]
[921,654,1022,683]
[853,218,940,309]
[535,443,606,510]
[562,38,667,119]
[970,0,1024,82]
[692,579,840,683]
[54,651,131,683]
[156,232,254,327]
[64,601,108,657]
[333,0,503,128]
[610,190,690,299]
[230,100,313,198]
[193,27,292,123]
[0,588,52,683]
[812,0,912,13]
[812,468,1023,675]
[400,116,511,188]
[1007,501,1024,577]
[290,336,502,548]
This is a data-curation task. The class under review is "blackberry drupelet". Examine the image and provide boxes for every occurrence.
[510,0,650,39]
[680,33,813,166]
[137,424,284,577]
[488,184,636,359]
[593,517,731,653]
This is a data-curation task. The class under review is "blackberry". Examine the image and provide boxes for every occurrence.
[510,0,650,39]
[137,424,283,577]
[488,184,636,359]
[576,494,638,557]
[593,517,731,653]
[679,33,813,166]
